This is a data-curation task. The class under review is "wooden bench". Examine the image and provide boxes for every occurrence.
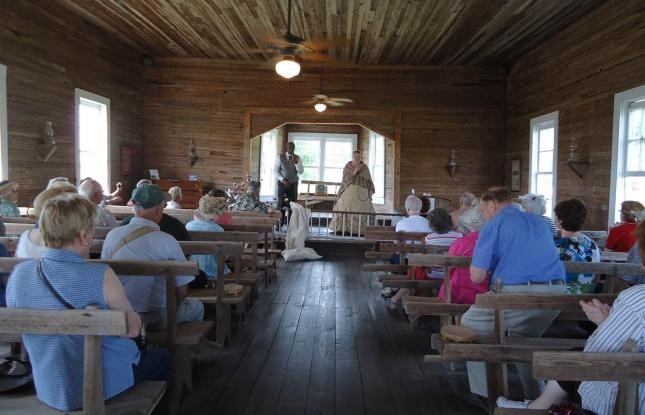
[0,307,166,415]
[221,223,278,283]
[5,223,112,240]
[495,339,644,415]
[0,257,205,415]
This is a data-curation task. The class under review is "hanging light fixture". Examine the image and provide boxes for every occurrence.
[275,56,300,79]
[314,102,327,112]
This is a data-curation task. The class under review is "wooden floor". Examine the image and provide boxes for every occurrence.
[178,253,482,415]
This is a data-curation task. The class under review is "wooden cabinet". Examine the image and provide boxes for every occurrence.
[154,179,202,209]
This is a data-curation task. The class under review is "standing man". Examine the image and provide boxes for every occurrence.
[460,186,567,411]
[274,141,304,224]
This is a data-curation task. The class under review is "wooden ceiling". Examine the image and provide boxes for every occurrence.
[56,0,603,65]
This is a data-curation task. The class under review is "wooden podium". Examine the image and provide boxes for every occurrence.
[154,179,202,209]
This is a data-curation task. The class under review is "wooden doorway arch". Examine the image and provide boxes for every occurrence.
[244,107,402,210]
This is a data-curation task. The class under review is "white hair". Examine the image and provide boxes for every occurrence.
[78,179,100,200]
[47,177,70,189]
[168,186,182,202]
[459,192,476,207]
[404,195,423,213]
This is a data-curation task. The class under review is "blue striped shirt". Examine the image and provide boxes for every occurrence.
[578,284,645,415]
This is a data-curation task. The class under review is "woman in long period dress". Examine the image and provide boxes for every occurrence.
[329,151,376,235]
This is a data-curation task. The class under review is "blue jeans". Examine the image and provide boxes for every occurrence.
[133,347,172,383]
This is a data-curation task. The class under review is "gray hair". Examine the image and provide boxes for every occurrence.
[47,177,71,189]
[247,180,261,195]
[404,195,423,213]
[459,192,476,207]
[78,179,100,200]
[522,195,546,215]
[168,186,182,202]
[136,179,152,188]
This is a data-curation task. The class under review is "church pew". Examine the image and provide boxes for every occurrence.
[494,339,644,415]
[0,258,203,414]
[0,307,166,415]
[220,223,278,283]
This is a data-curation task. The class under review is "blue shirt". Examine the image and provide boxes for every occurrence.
[472,205,565,285]
[623,244,644,285]
[185,219,231,279]
[7,249,140,410]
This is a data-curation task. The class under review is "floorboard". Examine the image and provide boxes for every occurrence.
[180,253,483,415]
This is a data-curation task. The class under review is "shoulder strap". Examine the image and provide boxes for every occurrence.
[109,226,156,259]
[37,261,75,310]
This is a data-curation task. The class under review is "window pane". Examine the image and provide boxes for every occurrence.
[260,131,277,197]
[628,108,643,141]
[78,95,108,190]
[538,150,553,173]
[626,140,642,172]
[293,140,320,167]
[324,141,353,168]
[536,173,554,214]
[539,128,554,151]
[323,167,343,183]
[301,167,319,181]
[625,176,645,203]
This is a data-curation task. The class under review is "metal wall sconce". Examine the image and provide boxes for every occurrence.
[187,140,198,167]
[446,148,457,177]
[566,137,591,178]
[37,121,57,161]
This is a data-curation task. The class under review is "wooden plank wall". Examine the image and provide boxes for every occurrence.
[143,60,507,211]
[505,0,645,229]
[0,0,144,206]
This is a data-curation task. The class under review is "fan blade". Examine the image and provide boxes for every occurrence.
[303,100,317,105]
[325,100,344,107]
[300,52,340,63]
[302,36,348,51]
[328,97,353,103]
[313,94,329,100]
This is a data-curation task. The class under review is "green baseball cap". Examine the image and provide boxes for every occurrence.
[131,184,171,209]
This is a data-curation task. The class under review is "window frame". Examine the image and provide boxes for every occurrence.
[610,85,645,226]
[368,131,385,205]
[75,88,111,189]
[259,129,278,199]
[529,111,559,218]
[0,64,8,180]
[287,132,357,183]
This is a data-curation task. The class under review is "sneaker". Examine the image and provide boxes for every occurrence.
[496,396,530,408]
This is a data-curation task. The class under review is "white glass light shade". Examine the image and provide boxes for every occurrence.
[275,58,301,79]
[314,103,327,112]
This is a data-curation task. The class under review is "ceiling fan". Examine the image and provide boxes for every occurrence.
[264,0,344,78]
[305,65,353,112]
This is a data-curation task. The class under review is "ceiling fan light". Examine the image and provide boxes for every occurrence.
[314,102,327,112]
[275,57,300,79]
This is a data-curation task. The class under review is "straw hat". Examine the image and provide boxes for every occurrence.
[0,180,18,196]
[459,204,486,231]
[195,195,227,221]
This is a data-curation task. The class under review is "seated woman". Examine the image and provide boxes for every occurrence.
[234,180,272,214]
[16,183,78,258]
[0,180,20,217]
[167,186,182,209]
[449,191,475,231]
[329,151,375,235]
[438,204,489,304]
[388,208,462,309]
[497,285,644,412]
[185,194,231,279]
[553,199,600,294]
[6,193,170,411]
[395,194,431,233]
[424,208,463,279]
[519,193,558,238]
[606,200,644,252]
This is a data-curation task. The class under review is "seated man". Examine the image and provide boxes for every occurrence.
[450,191,475,231]
[233,180,273,214]
[101,184,203,329]
[78,178,118,227]
[461,186,567,410]
[121,179,191,241]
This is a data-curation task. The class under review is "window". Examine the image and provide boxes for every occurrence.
[529,111,558,217]
[75,89,110,191]
[610,85,645,225]
[287,133,357,183]
[259,129,278,198]
[0,64,7,180]
[368,131,385,204]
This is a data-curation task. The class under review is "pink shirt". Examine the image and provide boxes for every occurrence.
[438,231,490,304]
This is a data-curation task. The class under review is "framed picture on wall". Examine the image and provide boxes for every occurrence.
[120,145,133,176]
[511,158,521,192]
